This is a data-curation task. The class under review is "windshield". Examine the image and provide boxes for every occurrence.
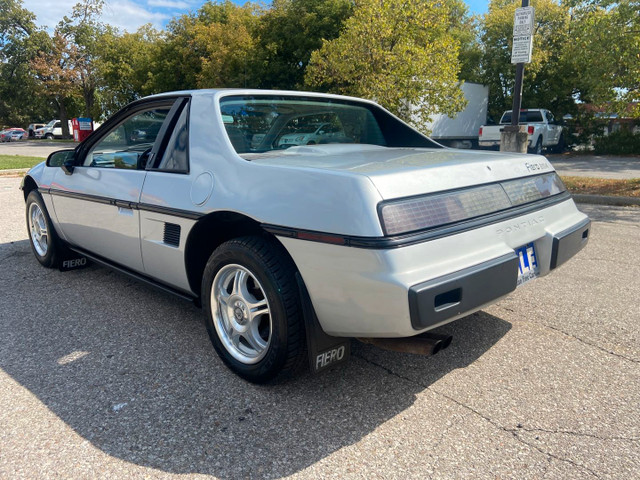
[219,95,439,156]
[45,120,57,128]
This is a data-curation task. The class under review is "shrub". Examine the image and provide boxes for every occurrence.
[593,130,640,155]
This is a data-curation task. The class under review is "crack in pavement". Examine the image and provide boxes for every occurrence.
[515,425,640,443]
[431,389,603,480]
[493,305,639,365]
[540,323,640,365]
[353,352,603,479]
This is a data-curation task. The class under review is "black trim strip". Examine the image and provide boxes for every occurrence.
[263,192,572,250]
[49,188,114,206]
[47,188,204,220]
[137,203,203,220]
[69,246,196,302]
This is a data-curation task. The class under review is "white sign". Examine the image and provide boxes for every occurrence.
[511,6,535,64]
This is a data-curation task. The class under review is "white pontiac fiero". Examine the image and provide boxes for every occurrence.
[21,90,590,382]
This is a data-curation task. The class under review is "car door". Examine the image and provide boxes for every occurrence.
[49,99,180,273]
[544,111,561,145]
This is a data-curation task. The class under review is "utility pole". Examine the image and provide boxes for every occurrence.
[501,0,534,153]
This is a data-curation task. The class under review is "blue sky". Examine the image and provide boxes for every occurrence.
[23,0,489,33]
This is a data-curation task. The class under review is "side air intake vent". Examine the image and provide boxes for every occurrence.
[163,223,181,247]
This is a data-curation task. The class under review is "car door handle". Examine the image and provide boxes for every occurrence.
[114,200,135,209]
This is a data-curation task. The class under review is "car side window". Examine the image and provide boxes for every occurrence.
[546,111,555,124]
[155,104,189,172]
[84,107,171,169]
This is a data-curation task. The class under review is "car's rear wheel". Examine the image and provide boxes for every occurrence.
[201,236,306,383]
[26,190,61,268]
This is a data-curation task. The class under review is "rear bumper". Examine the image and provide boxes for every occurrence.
[408,217,590,330]
[279,198,590,337]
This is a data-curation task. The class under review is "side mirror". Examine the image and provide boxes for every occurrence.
[46,149,76,175]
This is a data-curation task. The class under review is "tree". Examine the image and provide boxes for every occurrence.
[255,0,353,89]
[31,33,80,137]
[479,0,577,122]
[96,25,160,116]
[0,0,51,126]
[305,0,466,132]
[566,0,640,117]
[193,1,261,88]
[56,0,107,118]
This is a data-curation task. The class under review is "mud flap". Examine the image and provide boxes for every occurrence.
[296,273,351,374]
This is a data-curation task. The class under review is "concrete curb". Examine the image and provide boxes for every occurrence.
[572,194,640,207]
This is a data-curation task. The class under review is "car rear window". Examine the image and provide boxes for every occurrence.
[500,111,544,124]
[219,95,440,156]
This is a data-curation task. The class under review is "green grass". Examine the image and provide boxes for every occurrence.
[0,155,45,170]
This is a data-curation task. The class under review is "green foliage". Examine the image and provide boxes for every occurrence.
[305,0,466,132]
[96,26,160,116]
[255,0,353,89]
[593,130,640,155]
[480,0,577,122]
[193,2,261,88]
[0,0,52,126]
[565,1,640,116]
[478,0,640,123]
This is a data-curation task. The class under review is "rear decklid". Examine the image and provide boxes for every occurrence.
[246,144,555,200]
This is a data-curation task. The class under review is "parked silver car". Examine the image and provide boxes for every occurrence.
[21,89,590,382]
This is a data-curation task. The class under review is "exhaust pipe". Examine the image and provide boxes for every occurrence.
[358,332,453,356]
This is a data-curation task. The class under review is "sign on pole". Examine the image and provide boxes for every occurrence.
[511,6,535,64]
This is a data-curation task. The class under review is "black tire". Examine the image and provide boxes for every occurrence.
[45,133,53,140]
[201,235,306,383]
[530,136,543,155]
[25,190,61,268]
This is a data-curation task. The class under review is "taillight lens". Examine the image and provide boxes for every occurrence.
[528,126,534,135]
[379,173,566,235]
[478,127,483,136]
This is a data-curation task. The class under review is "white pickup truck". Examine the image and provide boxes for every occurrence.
[34,119,72,139]
[478,109,565,154]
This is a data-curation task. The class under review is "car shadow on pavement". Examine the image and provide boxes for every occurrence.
[0,239,511,479]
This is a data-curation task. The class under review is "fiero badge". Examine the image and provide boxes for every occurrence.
[524,161,551,172]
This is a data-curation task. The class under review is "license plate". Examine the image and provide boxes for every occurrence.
[516,242,540,287]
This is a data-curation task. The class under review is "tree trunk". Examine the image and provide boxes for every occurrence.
[57,98,71,139]
[83,83,95,118]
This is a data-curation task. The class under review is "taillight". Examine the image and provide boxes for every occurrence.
[478,127,483,136]
[528,126,534,135]
[379,173,566,235]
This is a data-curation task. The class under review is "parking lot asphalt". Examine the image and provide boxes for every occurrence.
[546,154,640,180]
[0,140,76,158]
[1,176,638,479]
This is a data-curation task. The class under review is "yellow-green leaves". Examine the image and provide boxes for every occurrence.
[305,0,466,132]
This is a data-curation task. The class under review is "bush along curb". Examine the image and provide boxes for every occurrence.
[572,194,640,207]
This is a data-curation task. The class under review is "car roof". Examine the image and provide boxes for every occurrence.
[143,88,379,106]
